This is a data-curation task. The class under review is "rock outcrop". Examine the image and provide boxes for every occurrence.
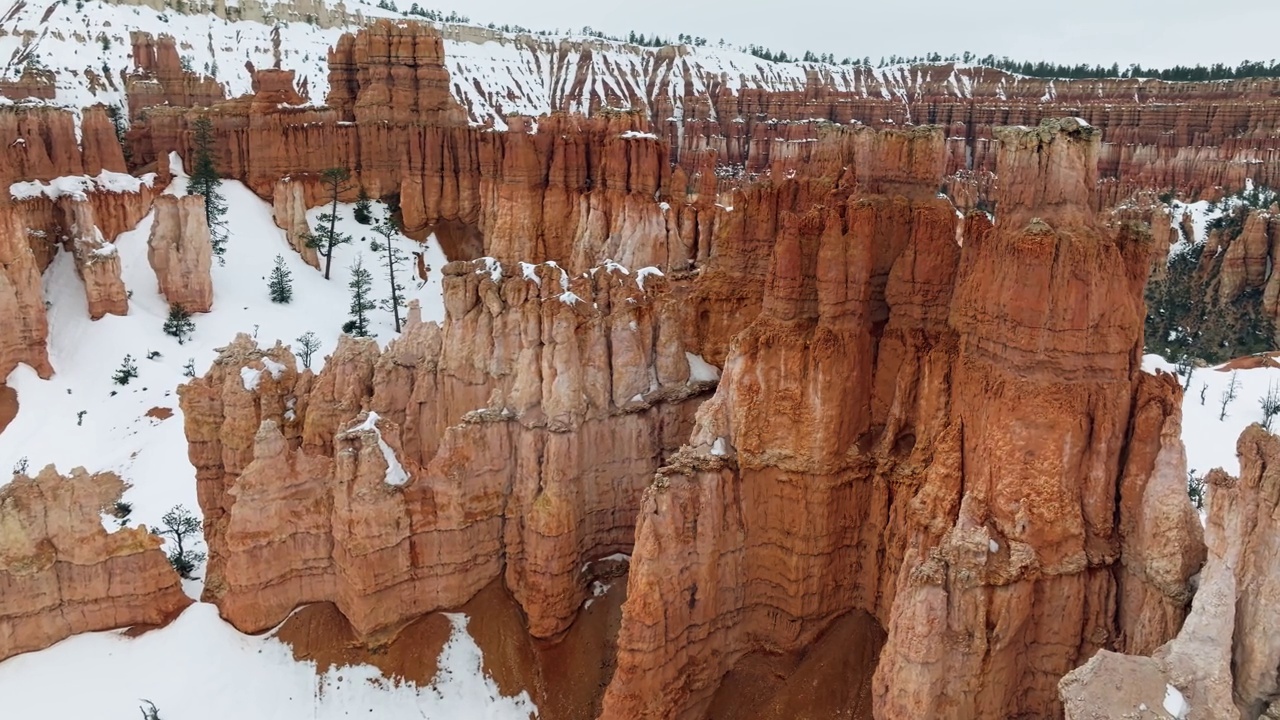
[599,118,1204,720]
[0,205,51,380]
[62,200,129,320]
[1061,425,1280,720]
[271,177,320,268]
[147,194,214,312]
[0,467,192,662]
[181,258,714,642]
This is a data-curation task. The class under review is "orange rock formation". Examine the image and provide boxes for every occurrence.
[0,467,192,663]
[147,194,214,313]
[181,258,712,642]
[1061,424,1280,719]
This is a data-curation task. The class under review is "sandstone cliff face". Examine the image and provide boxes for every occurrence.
[181,258,714,642]
[147,194,214,312]
[1061,425,1280,720]
[126,32,226,122]
[0,205,51,380]
[0,467,192,662]
[599,119,1203,720]
[0,104,126,187]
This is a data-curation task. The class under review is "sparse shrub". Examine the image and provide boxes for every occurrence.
[12,457,29,475]
[113,500,133,527]
[294,331,321,370]
[353,187,373,224]
[77,410,87,426]
[182,358,196,378]
[113,355,139,385]
[154,505,205,579]
[1187,470,1206,511]
[1220,371,1241,421]
[268,254,293,303]
[146,350,162,360]
[343,255,375,337]
[1261,382,1280,431]
[162,304,195,344]
[140,699,162,720]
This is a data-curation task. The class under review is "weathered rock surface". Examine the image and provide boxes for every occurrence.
[147,194,214,312]
[181,258,714,642]
[271,177,320,268]
[0,205,51,380]
[1061,425,1280,720]
[0,467,192,663]
[600,118,1203,720]
[62,200,129,320]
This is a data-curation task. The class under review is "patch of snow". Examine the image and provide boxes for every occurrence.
[261,357,286,380]
[1163,684,1190,719]
[90,244,119,258]
[477,256,503,283]
[350,412,409,487]
[559,291,582,305]
[0,604,537,719]
[710,437,727,456]
[8,171,150,202]
[239,366,262,391]
[988,539,999,553]
[635,266,664,291]
[519,262,541,285]
[686,352,721,382]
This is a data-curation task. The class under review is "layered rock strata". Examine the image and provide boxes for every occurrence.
[0,467,192,662]
[181,258,714,641]
[599,118,1205,720]
[63,200,129,319]
[1060,425,1280,720]
[147,194,214,312]
[0,205,51,380]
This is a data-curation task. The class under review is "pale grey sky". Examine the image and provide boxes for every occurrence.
[444,0,1277,69]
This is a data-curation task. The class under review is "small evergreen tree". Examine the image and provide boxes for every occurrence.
[343,255,375,337]
[1263,382,1280,432]
[353,187,373,225]
[154,504,205,579]
[305,168,354,280]
[188,116,228,262]
[113,355,139,385]
[268,254,293,303]
[294,331,321,369]
[369,219,407,332]
[182,357,196,378]
[162,304,195,344]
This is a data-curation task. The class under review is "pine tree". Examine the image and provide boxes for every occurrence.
[369,219,408,332]
[305,167,353,280]
[188,116,228,262]
[343,255,375,337]
[162,304,195,344]
[353,187,373,225]
[113,355,139,385]
[268,254,293,303]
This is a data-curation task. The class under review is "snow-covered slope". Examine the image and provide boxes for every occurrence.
[0,604,537,720]
[1,0,1118,129]
[0,159,526,717]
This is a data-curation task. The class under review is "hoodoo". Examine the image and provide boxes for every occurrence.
[0,3,1277,719]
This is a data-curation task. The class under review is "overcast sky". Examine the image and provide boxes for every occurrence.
[445,0,1279,69]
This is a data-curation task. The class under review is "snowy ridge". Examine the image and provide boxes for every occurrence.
[1,0,1176,131]
[10,171,156,201]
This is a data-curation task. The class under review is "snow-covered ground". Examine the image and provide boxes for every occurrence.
[1143,354,1280,479]
[0,604,537,720]
[1,0,1114,130]
[0,161,534,718]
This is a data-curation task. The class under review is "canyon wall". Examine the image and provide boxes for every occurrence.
[599,118,1205,720]
[0,467,192,662]
[181,257,715,642]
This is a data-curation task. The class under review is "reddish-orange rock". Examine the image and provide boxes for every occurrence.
[1061,425,1280,719]
[271,177,320,268]
[147,194,213,313]
[599,119,1201,720]
[62,200,129,320]
[0,466,192,662]
[182,259,713,642]
[0,204,51,380]
[126,32,225,122]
